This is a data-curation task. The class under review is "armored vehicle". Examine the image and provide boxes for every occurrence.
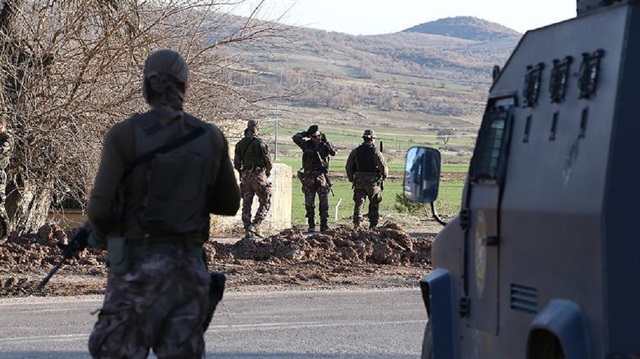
[405,0,640,358]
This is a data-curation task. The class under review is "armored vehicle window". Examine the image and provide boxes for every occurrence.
[469,99,513,181]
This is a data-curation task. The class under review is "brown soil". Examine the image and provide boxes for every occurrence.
[0,222,437,297]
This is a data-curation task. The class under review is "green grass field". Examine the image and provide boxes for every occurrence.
[275,157,408,175]
[290,178,464,226]
[259,119,472,226]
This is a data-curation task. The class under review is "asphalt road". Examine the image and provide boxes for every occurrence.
[0,288,427,358]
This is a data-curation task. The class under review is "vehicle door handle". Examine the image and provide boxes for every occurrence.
[482,236,499,246]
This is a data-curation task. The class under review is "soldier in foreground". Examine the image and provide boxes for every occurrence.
[292,124,337,232]
[86,49,240,358]
[345,129,388,229]
[0,115,11,243]
[234,119,273,239]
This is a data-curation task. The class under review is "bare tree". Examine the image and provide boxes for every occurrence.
[0,0,290,233]
[437,128,454,145]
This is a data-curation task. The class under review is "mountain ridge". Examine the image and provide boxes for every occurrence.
[221,15,520,128]
[403,16,521,41]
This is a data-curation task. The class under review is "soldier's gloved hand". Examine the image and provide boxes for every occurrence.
[320,133,327,142]
[307,124,318,136]
[61,223,91,257]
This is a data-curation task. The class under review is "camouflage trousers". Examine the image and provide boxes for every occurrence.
[88,253,211,359]
[352,177,383,227]
[240,169,273,229]
[300,171,330,221]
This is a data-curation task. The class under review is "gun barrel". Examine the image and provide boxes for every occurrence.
[34,259,64,292]
[34,222,92,292]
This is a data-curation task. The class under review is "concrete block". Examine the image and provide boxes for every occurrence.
[211,162,292,236]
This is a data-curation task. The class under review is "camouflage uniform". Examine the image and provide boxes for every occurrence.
[292,125,337,232]
[345,129,388,229]
[88,254,211,358]
[0,120,12,242]
[86,50,240,359]
[234,120,273,238]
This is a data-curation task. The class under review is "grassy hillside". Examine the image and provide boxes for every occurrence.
[218,16,519,169]
[223,16,518,126]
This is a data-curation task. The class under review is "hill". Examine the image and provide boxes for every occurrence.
[403,16,521,41]
[224,16,519,128]
[215,15,521,164]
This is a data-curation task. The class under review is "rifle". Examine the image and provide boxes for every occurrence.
[316,151,334,196]
[35,222,92,292]
[377,169,385,191]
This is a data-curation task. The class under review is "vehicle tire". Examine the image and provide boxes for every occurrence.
[420,320,433,359]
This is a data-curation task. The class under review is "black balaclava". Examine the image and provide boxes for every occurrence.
[142,49,189,115]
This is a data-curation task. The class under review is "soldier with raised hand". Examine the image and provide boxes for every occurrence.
[292,124,337,232]
[234,119,273,239]
[0,115,11,243]
[346,129,388,229]
[86,49,240,358]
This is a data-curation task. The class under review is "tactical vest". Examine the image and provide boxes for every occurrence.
[132,112,213,236]
[355,143,376,172]
[302,143,326,171]
[237,136,266,169]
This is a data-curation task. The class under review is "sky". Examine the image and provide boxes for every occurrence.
[225,0,577,35]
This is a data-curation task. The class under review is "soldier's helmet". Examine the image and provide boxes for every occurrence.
[247,119,259,129]
[362,129,376,139]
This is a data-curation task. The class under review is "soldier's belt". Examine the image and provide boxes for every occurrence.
[129,238,204,259]
[353,172,380,179]
[242,166,265,172]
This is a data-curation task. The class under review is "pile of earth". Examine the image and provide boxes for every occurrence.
[0,222,434,297]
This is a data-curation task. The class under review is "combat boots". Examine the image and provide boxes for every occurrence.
[353,222,361,230]
[320,219,330,232]
[248,223,264,238]
[243,223,252,239]
[307,218,316,233]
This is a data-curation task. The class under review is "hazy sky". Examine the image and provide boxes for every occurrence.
[226,0,576,35]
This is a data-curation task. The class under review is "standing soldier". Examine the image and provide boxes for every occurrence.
[0,115,11,243]
[234,119,273,239]
[345,129,388,229]
[86,49,240,358]
[292,124,337,232]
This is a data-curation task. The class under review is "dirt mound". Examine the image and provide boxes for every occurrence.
[212,222,432,265]
[0,222,434,297]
